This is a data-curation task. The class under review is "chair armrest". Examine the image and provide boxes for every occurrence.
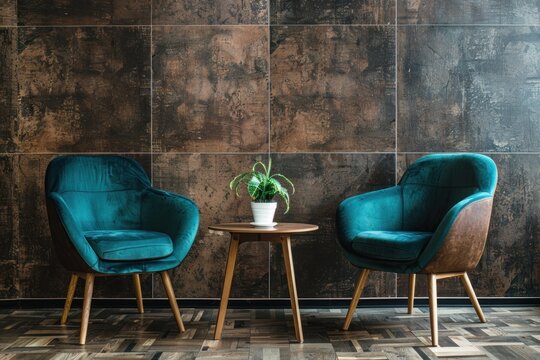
[47,192,100,270]
[336,186,403,250]
[141,188,200,263]
[418,192,494,272]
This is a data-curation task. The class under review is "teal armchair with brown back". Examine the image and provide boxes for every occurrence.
[45,155,199,344]
[336,153,497,346]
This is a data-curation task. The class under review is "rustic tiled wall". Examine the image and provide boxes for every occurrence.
[0,1,538,299]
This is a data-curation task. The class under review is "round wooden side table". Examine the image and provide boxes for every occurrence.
[208,222,319,343]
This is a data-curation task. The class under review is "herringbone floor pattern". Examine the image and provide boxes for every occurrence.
[0,306,539,359]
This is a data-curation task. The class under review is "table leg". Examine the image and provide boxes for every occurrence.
[281,235,303,343]
[214,233,240,340]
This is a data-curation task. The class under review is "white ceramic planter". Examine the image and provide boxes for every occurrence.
[251,201,277,225]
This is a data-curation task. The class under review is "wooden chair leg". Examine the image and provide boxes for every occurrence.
[61,273,78,325]
[408,274,416,314]
[160,271,185,333]
[342,269,370,331]
[132,274,144,314]
[80,273,95,345]
[214,234,240,340]
[428,274,438,347]
[460,272,486,323]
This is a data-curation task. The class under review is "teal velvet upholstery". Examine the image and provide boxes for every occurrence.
[337,154,497,274]
[45,155,199,274]
[351,231,433,262]
[84,230,173,261]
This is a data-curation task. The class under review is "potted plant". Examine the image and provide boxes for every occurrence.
[230,158,295,226]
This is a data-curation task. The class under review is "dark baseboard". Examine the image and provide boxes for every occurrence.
[1,297,538,309]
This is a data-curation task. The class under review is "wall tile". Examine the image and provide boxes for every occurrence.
[0,29,16,152]
[398,0,540,25]
[15,154,152,298]
[0,156,17,262]
[397,153,540,297]
[153,0,268,25]
[0,156,18,298]
[152,153,270,298]
[479,154,540,297]
[398,26,540,152]
[17,27,151,153]
[0,262,18,298]
[269,153,396,298]
[271,26,395,152]
[270,0,395,25]
[18,0,151,25]
[152,26,269,153]
[0,0,16,26]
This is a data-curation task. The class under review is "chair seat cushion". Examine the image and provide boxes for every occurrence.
[351,231,433,262]
[84,230,173,261]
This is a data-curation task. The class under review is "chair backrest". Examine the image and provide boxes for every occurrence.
[45,156,151,231]
[399,154,497,232]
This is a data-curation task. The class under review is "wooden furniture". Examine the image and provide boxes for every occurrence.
[46,155,199,344]
[209,223,318,343]
[336,154,497,347]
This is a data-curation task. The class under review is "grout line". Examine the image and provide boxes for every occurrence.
[150,0,154,299]
[2,151,540,156]
[15,24,154,28]
[267,0,271,299]
[270,23,395,27]
[397,151,540,155]
[394,8,398,186]
[394,0,398,299]
[396,23,540,27]
[8,23,540,29]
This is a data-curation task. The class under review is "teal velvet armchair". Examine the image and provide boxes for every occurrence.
[336,154,497,346]
[45,155,199,344]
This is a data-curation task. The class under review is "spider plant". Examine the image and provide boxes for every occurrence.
[229,158,295,213]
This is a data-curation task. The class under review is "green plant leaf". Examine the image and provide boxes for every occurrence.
[252,161,267,176]
[229,158,294,213]
[270,173,295,194]
[247,175,261,200]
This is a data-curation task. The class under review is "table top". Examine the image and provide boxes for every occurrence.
[208,223,319,234]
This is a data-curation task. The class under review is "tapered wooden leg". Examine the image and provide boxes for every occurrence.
[342,269,370,331]
[160,271,185,333]
[214,234,240,340]
[80,273,95,345]
[460,272,486,323]
[61,273,78,325]
[428,274,438,347]
[132,274,144,314]
[281,236,303,343]
[408,274,416,314]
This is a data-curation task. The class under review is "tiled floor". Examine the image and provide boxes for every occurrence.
[0,306,539,359]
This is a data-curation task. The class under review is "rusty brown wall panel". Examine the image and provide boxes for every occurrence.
[15,154,152,298]
[152,153,270,298]
[0,156,18,298]
[18,0,151,25]
[152,26,269,153]
[397,153,540,297]
[17,27,151,153]
[398,0,540,24]
[478,154,540,297]
[398,26,540,152]
[153,0,268,25]
[1,1,539,300]
[268,153,396,298]
[271,26,395,152]
[0,29,16,152]
[0,0,16,26]
[270,0,395,24]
